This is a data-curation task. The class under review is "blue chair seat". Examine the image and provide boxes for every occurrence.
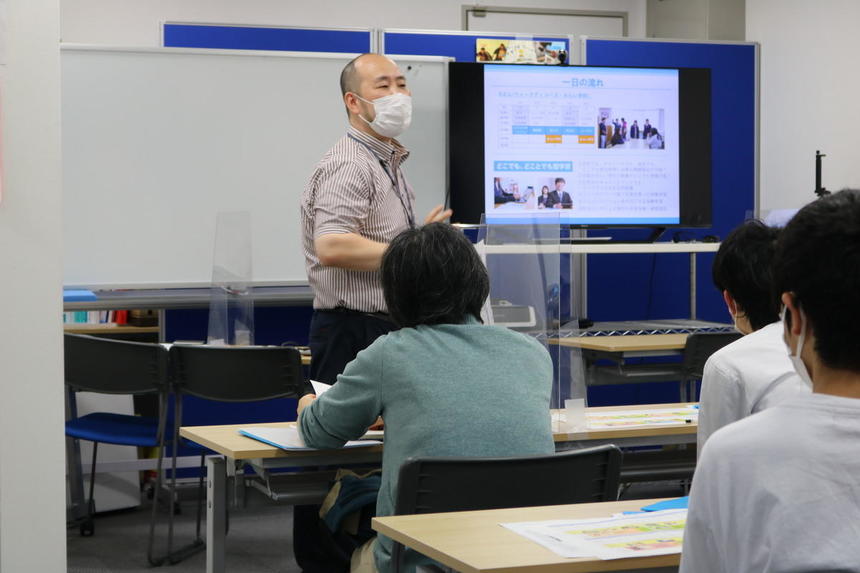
[66,412,160,447]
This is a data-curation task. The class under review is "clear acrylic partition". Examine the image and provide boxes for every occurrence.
[207,211,255,346]
[474,213,588,433]
[559,256,588,435]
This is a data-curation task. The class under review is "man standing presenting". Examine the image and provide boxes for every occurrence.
[298,55,451,571]
[301,53,451,388]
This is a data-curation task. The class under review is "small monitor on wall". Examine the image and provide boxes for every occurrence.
[448,62,712,228]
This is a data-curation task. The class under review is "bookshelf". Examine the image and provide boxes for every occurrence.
[62,324,160,335]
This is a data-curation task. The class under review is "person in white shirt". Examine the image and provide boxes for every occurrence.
[681,189,860,573]
[697,220,809,450]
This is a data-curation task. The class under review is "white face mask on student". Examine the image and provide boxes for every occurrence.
[781,305,814,389]
[353,92,412,138]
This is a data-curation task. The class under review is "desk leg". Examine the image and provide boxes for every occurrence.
[689,252,697,320]
[206,456,227,573]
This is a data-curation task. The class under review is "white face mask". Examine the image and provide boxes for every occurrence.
[781,306,814,389]
[354,92,412,138]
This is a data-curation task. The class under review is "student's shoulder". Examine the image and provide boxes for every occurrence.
[702,403,793,459]
[485,326,553,366]
[707,322,787,372]
[482,324,545,348]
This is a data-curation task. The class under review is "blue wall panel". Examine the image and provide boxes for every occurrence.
[163,24,371,53]
[584,40,757,326]
[383,32,569,62]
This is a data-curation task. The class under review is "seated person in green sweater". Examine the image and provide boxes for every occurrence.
[298,222,556,573]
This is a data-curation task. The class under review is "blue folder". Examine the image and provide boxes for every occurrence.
[63,289,97,302]
[641,496,689,512]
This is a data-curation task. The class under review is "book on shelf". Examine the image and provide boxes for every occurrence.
[62,309,141,327]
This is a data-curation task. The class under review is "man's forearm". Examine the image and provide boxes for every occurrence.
[314,233,387,271]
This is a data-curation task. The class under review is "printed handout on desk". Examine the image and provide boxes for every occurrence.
[502,508,687,560]
[586,406,698,429]
[239,426,381,451]
[551,406,698,430]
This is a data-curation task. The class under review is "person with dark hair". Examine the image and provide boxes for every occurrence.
[492,42,507,61]
[537,184,551,208]
[647,127,664,149]
[598,116,607,148]
[298,223,555,573]
[545,177,572,209]
[681,189,860,573]
[697,220,808,449]
[299,52,451,572]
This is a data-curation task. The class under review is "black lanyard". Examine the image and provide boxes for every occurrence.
[348,134,415,228]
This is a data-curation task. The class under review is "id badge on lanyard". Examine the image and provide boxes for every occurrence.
[379,162,416,229]
[349,134,416,229]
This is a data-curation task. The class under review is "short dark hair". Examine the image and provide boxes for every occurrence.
[381,223,489,328]
[554,177,565,185]
[773,189,860,371]
[712,220,781,331]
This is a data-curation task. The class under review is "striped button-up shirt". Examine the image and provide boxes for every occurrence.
[301,126,416,312]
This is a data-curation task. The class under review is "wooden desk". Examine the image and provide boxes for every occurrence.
[373,498,680,573]
[551,334,688,354]
[552,335,690,396]
[181,404,696,573]
[180,402,698,459]
[63,323,160,334]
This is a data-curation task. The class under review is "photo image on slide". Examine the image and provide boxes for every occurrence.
[492,176,538,209]
[598,108,666,150]
[537,176,572,210]
[476,39,567,65]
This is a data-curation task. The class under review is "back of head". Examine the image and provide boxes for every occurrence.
[381,223,490,328]
[773,189,860,372]
[712,219,781,331]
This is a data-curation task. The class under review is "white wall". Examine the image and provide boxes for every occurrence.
[708,0,744,41]
[60,0,647,45]
[748,0,860,211]
[647,0,744,40]
[647,0,708,39]
[0,0,66,571]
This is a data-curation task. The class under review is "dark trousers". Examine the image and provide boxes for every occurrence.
[294,309,396,572]
[308,309,397,385]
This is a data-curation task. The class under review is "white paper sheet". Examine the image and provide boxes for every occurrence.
[310,379,332,396]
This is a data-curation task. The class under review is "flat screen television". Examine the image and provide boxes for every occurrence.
[448,62,712,228]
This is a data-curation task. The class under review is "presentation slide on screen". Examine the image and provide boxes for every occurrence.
[484,65,680,225]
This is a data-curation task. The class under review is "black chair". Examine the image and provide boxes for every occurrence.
[63,333,173,566]
[391,444,623,572]
[167,344,305,563]
[678,332,742,401]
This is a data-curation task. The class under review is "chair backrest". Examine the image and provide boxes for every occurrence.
[64,333,167,395]
[681,332,743,379]
[395,445,622,516]
[169,344,304,402]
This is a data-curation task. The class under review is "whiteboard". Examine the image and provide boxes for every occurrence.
[61,46,449,288]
